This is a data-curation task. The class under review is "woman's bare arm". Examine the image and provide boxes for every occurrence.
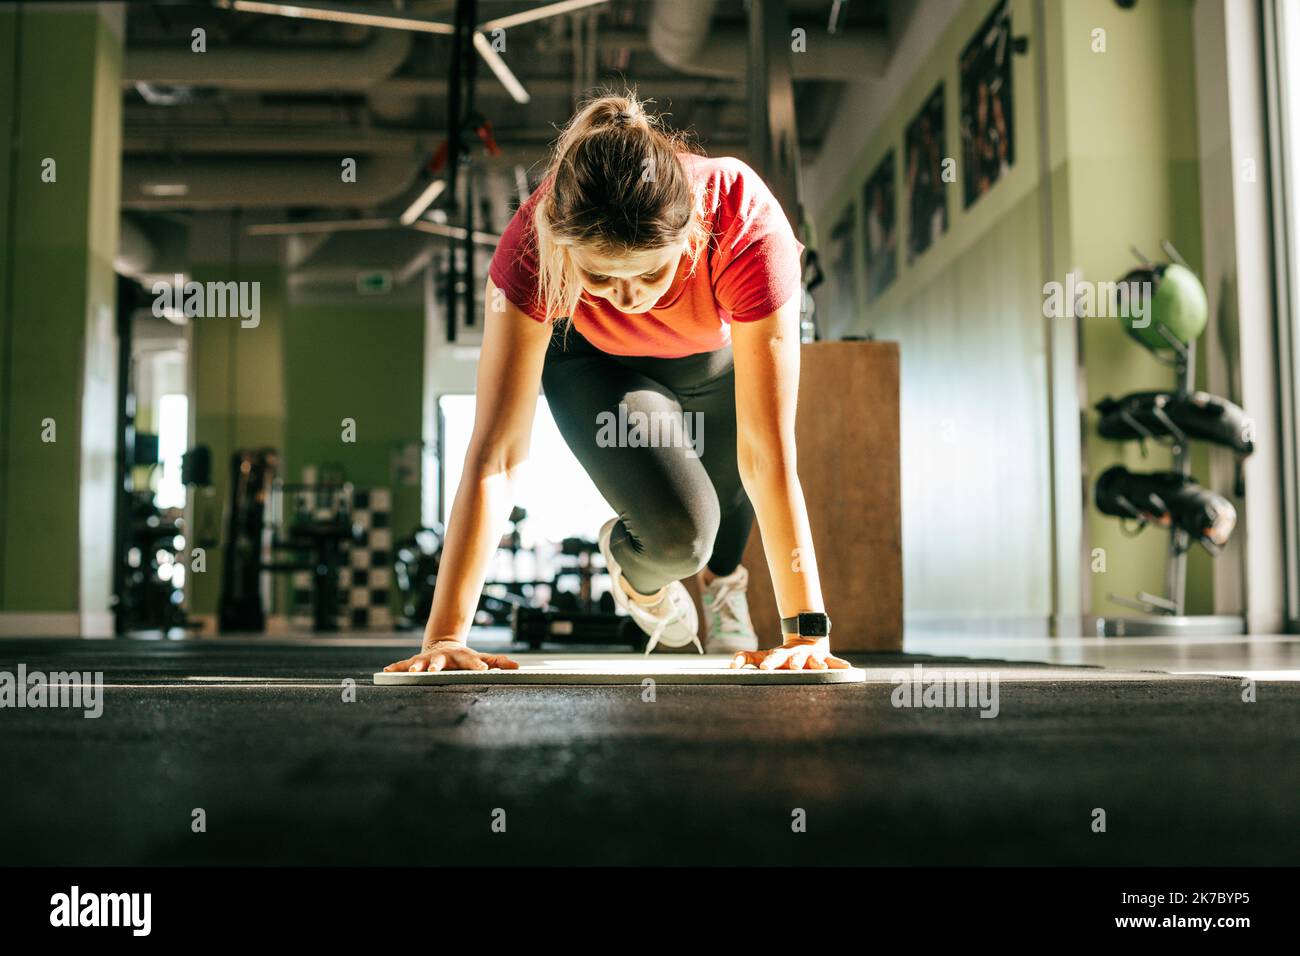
[729,294,848,671]
[385,278,552,672]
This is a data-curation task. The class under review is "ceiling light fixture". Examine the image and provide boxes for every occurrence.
[399,179,447,226]
[216,0,611,101]
[480,0,607,32]
[472,31,531,104]
[216,0,455,34]
[141,183,190,197]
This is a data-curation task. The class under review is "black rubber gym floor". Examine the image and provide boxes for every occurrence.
[1,638,1296,866]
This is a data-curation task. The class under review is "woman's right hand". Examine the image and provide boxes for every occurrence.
[383,640,520,673]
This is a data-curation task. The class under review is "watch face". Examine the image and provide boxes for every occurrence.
[799,613,829,636]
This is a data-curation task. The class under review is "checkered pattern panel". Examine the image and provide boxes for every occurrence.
[289,486,393,631]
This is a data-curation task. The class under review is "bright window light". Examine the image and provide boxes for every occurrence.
[155,393,189,510]
[440,394,611,545]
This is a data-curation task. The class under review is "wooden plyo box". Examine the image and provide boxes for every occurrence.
[686,340,902,652]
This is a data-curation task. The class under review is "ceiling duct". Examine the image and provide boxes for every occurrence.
[648,0,890,81]
[123,155,419,210]
[115,214,193,285]
[123,28,411,92]
[116,214,157,276]
[287,226,436,284]
[124,127,547,170]
[285,228,437,307]
[648,0,719,75]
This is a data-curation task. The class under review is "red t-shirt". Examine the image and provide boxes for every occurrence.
[488,154,804,358]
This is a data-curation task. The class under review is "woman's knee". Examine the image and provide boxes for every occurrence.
[626,508,718,580]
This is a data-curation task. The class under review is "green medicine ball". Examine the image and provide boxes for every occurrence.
[1116,263,1208,352]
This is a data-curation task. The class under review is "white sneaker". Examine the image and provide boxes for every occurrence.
[702,564,759,654]
[598,518,702,654]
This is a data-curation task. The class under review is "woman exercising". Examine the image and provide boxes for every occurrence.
[385,92,844,674]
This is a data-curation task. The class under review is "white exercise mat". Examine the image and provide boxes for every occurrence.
[374,654,866,685]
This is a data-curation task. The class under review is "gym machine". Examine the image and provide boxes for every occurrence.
[512,534,641,650]
[266,481,363,633]
[116,487,189,636]
[111,275,195,637]
[217,449,279,632]
[393,525,444,628]
[217,450,365,634]
[392,515,641,649]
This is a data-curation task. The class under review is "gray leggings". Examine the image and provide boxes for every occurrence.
[541,325,754,594]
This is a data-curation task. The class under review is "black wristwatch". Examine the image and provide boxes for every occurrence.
[780,612,832,639]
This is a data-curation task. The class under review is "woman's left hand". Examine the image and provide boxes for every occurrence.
[729,636,852,671]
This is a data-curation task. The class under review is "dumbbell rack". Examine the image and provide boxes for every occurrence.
[1095,246,1245,637]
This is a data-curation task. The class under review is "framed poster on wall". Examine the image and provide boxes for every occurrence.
[905,82,950,264]
[960,0,1016,209]
[862,150,898,303]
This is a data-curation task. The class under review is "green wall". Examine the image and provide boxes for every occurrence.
[0,7,121,629]
[0,12,16,612]
[283,301,424,544]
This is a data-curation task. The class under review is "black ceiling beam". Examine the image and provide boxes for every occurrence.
[747,0,802,226]
[445,0,477,342]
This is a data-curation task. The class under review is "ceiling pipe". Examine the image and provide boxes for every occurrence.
[124,129,431,156]
[367,89,426,125]
[122,154,419,209]
[124,128,550,170]
[123,28,411,91]
[648,0,890,81]
[353,73,745,98]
